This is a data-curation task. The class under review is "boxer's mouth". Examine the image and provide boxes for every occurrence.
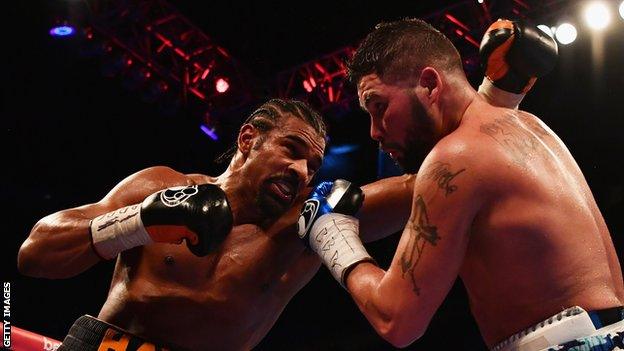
[380,142,404,158]
[268,178,297,205]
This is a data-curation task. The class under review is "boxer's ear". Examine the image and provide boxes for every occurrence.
[416,67,443,108]
[237,124,258,158]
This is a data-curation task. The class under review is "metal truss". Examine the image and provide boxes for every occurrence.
[275,0,563,112]
[276,47,356,112]
[84,0,251,110]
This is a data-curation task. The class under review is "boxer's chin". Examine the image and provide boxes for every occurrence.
[257,188,289,219]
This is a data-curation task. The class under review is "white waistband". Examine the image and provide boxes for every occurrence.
[491,306,610,351]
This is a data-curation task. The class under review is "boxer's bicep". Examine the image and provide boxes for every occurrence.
[19,166,188,278]
[359,174,416,243]
[383,149,485,338]
[347,144,487,346]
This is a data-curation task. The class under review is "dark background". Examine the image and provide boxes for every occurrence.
[3,0,624,350]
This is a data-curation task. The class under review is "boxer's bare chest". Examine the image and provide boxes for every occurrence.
[104,222,310,349]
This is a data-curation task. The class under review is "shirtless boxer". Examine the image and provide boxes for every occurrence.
[17,96,422,350]
[299,19,624,350]
[17,23,550,350]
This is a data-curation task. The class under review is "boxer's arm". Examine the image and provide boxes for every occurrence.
[344,141,487,347]
[358,174,415,243]
[18,166,189,279]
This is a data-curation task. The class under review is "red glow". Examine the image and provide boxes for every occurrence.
[190,87,206,100]
[455,29,464,36]
[464,35,480,48]
[309,76,317,88]
[327,86,334,102]
[314,63,327,74]
[217,47,230,58]
[215,78,229,93]
[174,48,187,59]
[513,0,529,9]
[444,13,470,31]
[303,80,313,93]
[126,59,133,66]
[201,68,211,80]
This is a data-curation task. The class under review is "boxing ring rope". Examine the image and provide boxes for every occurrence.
[1,323,62,351]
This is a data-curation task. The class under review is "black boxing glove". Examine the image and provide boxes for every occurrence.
[478,19,558,107]
[90,184,233,259]
[297,179,372,287]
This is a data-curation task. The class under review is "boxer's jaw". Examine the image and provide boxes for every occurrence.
[357,73,438,173]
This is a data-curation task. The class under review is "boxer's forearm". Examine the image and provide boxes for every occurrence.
[345,262,427,348]
[359,174,415,243]
[18,208,103,279]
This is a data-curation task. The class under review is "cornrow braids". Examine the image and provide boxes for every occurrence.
[215,99,326,164]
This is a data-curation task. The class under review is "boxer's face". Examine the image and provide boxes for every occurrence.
[358,73,437,173]
[243,116,325,219]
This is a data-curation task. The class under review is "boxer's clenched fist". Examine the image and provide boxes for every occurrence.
[480,19,558,94]
[297,179,372,287]
[90,184,232,259]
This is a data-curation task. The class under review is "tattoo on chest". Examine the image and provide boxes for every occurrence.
[479,113,546,166]
[424,162,466,196]
[400,195,440,296]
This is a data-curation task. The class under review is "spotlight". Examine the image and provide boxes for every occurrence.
[584,2,611,30]
[619,1,624,20]
[49,25,75,37]
[303,79,313,93]
[477,0,484,3]
[215,78,229,93]
[537,25,554,38]
[555,23,577,45]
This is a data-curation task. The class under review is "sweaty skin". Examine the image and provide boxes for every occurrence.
[345,73,624,347]
[18,115,413,350]
[97,169,320,350]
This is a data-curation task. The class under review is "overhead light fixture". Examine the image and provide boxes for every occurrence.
[49,25,75,37]
[584,2,611,30]
[555,23,577,45]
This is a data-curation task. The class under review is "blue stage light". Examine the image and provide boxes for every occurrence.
[200,124,219,141]
[49,25,75,37]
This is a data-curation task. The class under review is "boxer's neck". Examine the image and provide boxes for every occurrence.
[438,78,479,135]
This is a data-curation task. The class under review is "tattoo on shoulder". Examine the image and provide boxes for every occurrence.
[400,195,440,296]
[479,112,547,166]
[424,162,466,196]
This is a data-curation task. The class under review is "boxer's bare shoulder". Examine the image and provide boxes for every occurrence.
[443,106,624,345]
[98,166,203,208]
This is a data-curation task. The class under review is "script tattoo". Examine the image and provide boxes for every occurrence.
[400,195,440,295]
[479,112,547,166]
[424,162,466,196]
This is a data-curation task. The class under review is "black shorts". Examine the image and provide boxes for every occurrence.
[58,315,173,351]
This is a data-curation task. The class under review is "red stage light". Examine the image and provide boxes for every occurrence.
[215,78,229,93]
[303,79,313,93]
[309,77,317,88]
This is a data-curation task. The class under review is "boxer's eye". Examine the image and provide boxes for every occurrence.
[374,102,387,115]
[284,144,298,158]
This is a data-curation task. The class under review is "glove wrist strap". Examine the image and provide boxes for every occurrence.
[90,204,153,260]
[308,213,373,288]
[478,77,525,110]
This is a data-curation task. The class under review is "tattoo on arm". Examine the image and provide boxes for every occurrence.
[424,162,466,196]
[400,195,440,295]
